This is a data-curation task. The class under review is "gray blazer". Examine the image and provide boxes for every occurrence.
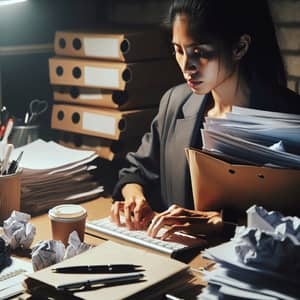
[112,82,300,211]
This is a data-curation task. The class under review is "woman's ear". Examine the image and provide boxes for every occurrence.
[232,34,251,61]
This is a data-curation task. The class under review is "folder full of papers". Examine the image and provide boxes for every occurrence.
[186,106,300,214]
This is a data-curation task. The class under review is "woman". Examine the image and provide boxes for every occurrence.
[110,0,300,238]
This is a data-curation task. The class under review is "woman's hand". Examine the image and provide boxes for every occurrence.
[147,204,222,239]
[111,183,154,230]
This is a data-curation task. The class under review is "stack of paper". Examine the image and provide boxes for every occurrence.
[11,139,103,214]
[202,106,300,168]
[197,206,300,299]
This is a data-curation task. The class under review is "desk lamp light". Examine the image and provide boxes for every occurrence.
[0,0,27,6]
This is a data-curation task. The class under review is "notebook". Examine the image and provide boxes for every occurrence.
[0,257,33,299]
[25,240,194,300]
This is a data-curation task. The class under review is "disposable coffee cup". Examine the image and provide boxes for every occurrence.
[48,204,87,246]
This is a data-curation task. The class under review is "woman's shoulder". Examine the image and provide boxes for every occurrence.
[273,85,300,114]
[251,80,300,114]
[158,83,193,113]
[162,83,192,103]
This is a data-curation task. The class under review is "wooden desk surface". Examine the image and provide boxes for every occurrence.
[30,197,212,270]
[15,197,212,299]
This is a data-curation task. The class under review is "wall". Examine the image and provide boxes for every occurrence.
[0,0,109,137]
[0,0,299,134]
[271,0,300,94]
[107,0,300,95]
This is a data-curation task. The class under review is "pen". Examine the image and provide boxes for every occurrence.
[0,125,5,140]
[7,151,23,175]
[56,272,144,291]
[2,118,14,144]
[24,112,29,124]
[52,264,143,273]
[0,144,14,175]
[165,294,184,300]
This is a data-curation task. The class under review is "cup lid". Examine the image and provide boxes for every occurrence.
[48,204,87,221]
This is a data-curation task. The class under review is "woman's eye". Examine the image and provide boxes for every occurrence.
[193,48,216,59]
[173,47,184,55]
[193,48,206,57]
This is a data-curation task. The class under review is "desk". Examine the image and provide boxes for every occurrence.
[15,197,213,298]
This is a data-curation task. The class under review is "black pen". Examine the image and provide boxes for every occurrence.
[52,264,143,274]
[7,151,23,175]
[56,272,144,291]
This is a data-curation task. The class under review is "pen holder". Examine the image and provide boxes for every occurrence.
[0,170,22,225]
[9,125,40,148]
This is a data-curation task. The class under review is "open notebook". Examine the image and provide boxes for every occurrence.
[25,240,194,300]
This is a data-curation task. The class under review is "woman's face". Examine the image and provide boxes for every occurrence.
[172,14,236,95]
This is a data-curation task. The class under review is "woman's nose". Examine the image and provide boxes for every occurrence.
[182,54,197,75]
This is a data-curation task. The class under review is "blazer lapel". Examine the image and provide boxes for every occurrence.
[164,93,210,208]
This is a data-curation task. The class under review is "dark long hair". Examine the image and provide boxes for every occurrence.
[166,0,287,87]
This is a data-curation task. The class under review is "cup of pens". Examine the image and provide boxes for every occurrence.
[8,99,48,148]
[0,145,23,224]
[9,124,40,148]
[0,170,22,225]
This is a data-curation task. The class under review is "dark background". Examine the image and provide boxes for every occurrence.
[0,0,299,140]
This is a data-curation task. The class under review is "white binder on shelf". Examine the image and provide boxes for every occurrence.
[49,56,184,90]
[51,104,157,140]
[54,29,171,61]
[52,85,167,110]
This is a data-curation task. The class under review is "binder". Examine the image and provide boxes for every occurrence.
[49,56,184,90]
[52,85,167,110]
[54,29,171,61]
[185,148,300,215]
[25,240,192,300]
[58,132,141,161]
[51,104,157,140]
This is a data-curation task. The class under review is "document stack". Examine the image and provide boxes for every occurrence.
[201,106,300,168]
[198,205,300,299]
[48,28,184,162]
[11,139,103,215]
[185,106,300,215]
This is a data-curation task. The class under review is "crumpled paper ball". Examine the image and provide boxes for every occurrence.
[2,211,36,250]
[31,231,93,271]
[31,240,65,271]
[234,226,300,274]
[64,230,93,260]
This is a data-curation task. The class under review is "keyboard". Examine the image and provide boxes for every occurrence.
[86,217,207,256]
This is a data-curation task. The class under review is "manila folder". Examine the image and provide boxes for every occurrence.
[185,147,300,215]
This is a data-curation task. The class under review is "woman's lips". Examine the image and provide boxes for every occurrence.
[187,79,203,88]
